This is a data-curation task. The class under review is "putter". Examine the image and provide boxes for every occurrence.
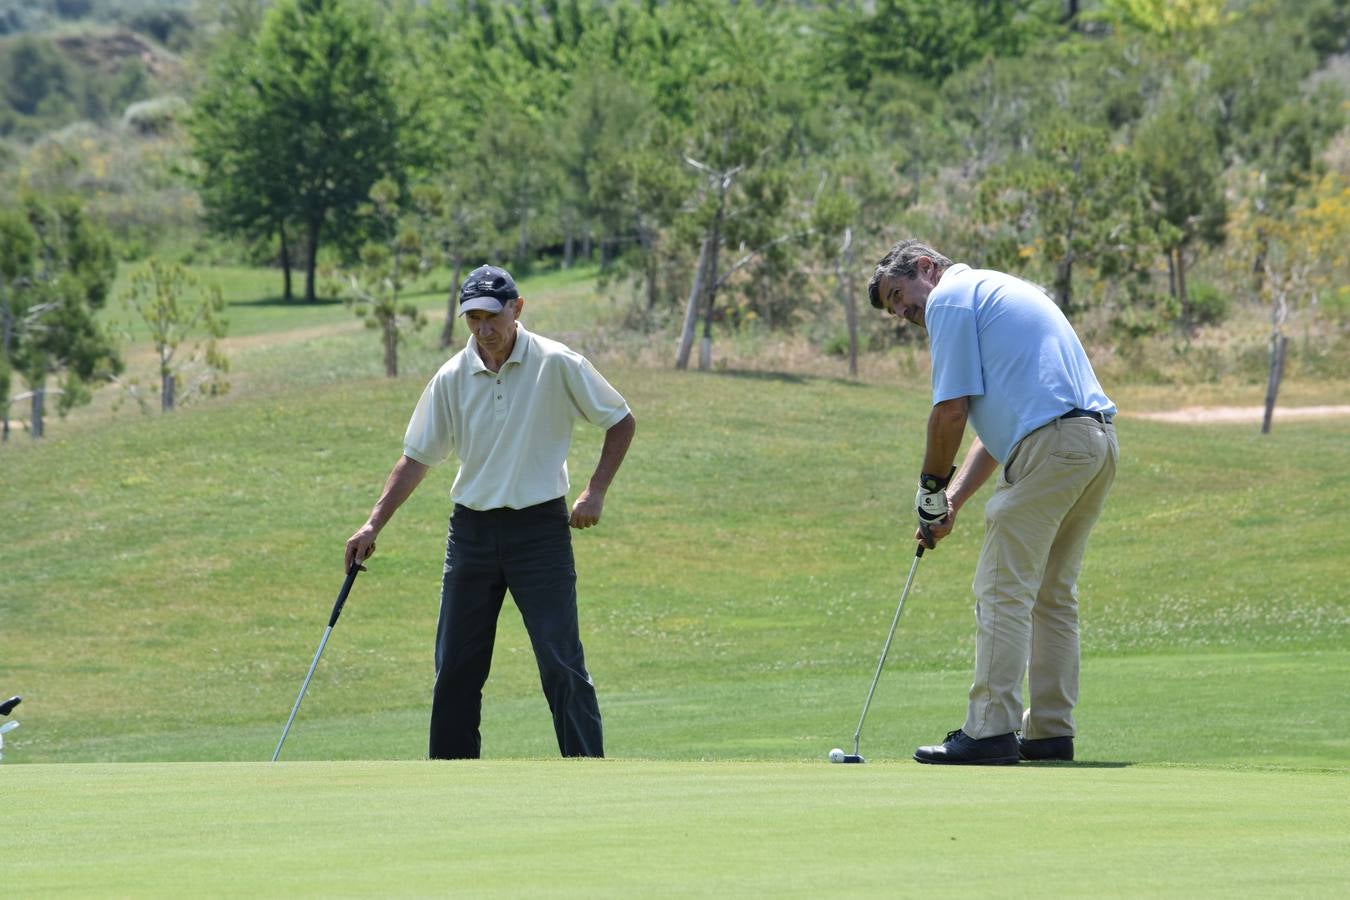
[0,696,19,716]
[834,543,925,764]
[272,560,366,762]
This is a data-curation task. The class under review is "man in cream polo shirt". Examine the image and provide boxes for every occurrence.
[345,264,635,759]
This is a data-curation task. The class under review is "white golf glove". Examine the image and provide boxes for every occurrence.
[915,468,954,528]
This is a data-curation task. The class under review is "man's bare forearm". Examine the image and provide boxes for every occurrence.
[948,438,999,512]
[921,397,970,479]
[586,413,635,495]
[346,455,430,568]
[367,455,430,531]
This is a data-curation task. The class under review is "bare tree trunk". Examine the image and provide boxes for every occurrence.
[675,236,711,370]
[838,227,858,377]
[279,220,294,302]
[1166,248,1177,300]
[1261,335,1288,435]
[698,226,723,372]
[1,292,10,442]
[440,257,464,350]
[1251,226,1268,296]
[1261,274,1290,434]
[1055,255,1074,313]
[304,217,322,303]
[1175,245,1189,314]
[383,318,398,377]
[30,384,43,439]
[162,367,175,412]
[516,214,530,273]
[640,224,657,311]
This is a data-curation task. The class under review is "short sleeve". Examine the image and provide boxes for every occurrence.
[928,306,985,405]
[402,374,455,465]
[562,357,630,428]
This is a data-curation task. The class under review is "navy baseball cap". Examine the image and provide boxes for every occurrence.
[458,265,520,314]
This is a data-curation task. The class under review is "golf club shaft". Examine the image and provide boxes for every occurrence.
[272,626,334,762]
[272,560,364,762]
[852,544,924,757]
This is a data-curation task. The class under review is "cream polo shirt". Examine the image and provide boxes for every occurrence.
[402,324,630,511]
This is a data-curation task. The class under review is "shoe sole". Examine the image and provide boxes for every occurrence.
[913,754,1019,766]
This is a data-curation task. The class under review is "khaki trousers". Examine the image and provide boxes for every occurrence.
[964,416,1118,740]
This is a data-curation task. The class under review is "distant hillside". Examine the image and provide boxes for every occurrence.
[51,26,183,81]
[0,0,194,42]
[0,25,185,138]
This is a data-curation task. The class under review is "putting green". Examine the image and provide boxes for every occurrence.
[7,760,1348,895]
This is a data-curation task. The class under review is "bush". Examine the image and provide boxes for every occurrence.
[120,94,184,135]
[1186,281,1230,327]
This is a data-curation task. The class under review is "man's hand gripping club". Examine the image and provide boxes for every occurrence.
[915,467,955,549]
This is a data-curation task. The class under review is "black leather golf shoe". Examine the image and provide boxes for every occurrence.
[913,729,1019,765]
[1018,735,1074,761]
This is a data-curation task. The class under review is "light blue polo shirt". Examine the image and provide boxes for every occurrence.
[927,265,1114,462]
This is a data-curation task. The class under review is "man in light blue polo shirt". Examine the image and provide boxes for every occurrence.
[345,264,635,759]
[868,239,1118,765]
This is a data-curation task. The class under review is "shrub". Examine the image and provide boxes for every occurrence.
[120,94,184,135]
[1186,281,1230,327]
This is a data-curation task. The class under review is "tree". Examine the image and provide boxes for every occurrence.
[815,0,1052,92]
[190,0,417,302]
[1,193,121,439]
[1235,171,1350,432]
[670,1,802,370]
[188,33,300,300]
[409,178,485,350]
[810,163,897,376]
[1133,83,1227,326]
[0,205,38,441]
[120,259,229,412]
[339,178,428,378]
[977,119,1161,317]
[1204,9,1346,294]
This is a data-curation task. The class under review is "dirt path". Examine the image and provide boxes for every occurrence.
[1131,405,1350,424]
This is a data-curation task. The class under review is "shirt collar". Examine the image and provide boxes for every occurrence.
[465,323,532,374]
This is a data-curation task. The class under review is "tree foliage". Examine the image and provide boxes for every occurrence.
[119,258,228,412]
[189,0,423,302]
[337,177,428,378]
[0,192,121,439]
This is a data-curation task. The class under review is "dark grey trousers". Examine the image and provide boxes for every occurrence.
[429,497,604,759]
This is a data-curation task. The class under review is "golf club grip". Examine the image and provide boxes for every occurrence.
[328,561,365,627]
[915,544,925,558]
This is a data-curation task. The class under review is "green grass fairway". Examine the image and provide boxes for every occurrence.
[4,265,1349,895]
[7,761,1348,896]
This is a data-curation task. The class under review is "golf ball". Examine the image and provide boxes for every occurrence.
[828,748,845,763]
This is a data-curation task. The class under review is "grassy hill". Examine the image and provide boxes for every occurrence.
[3,266,1347,767]
[3,266,1349,895]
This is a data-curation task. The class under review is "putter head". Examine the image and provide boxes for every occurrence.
[841,754,865,764]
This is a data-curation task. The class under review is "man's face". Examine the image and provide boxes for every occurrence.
[465,299,523,355]
[877,259,940,329]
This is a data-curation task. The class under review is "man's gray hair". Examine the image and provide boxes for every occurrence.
[867,239,954,309]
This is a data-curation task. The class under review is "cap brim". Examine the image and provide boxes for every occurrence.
[459,296,508,315]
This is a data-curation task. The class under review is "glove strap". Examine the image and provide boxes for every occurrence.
[919,466,956,493]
